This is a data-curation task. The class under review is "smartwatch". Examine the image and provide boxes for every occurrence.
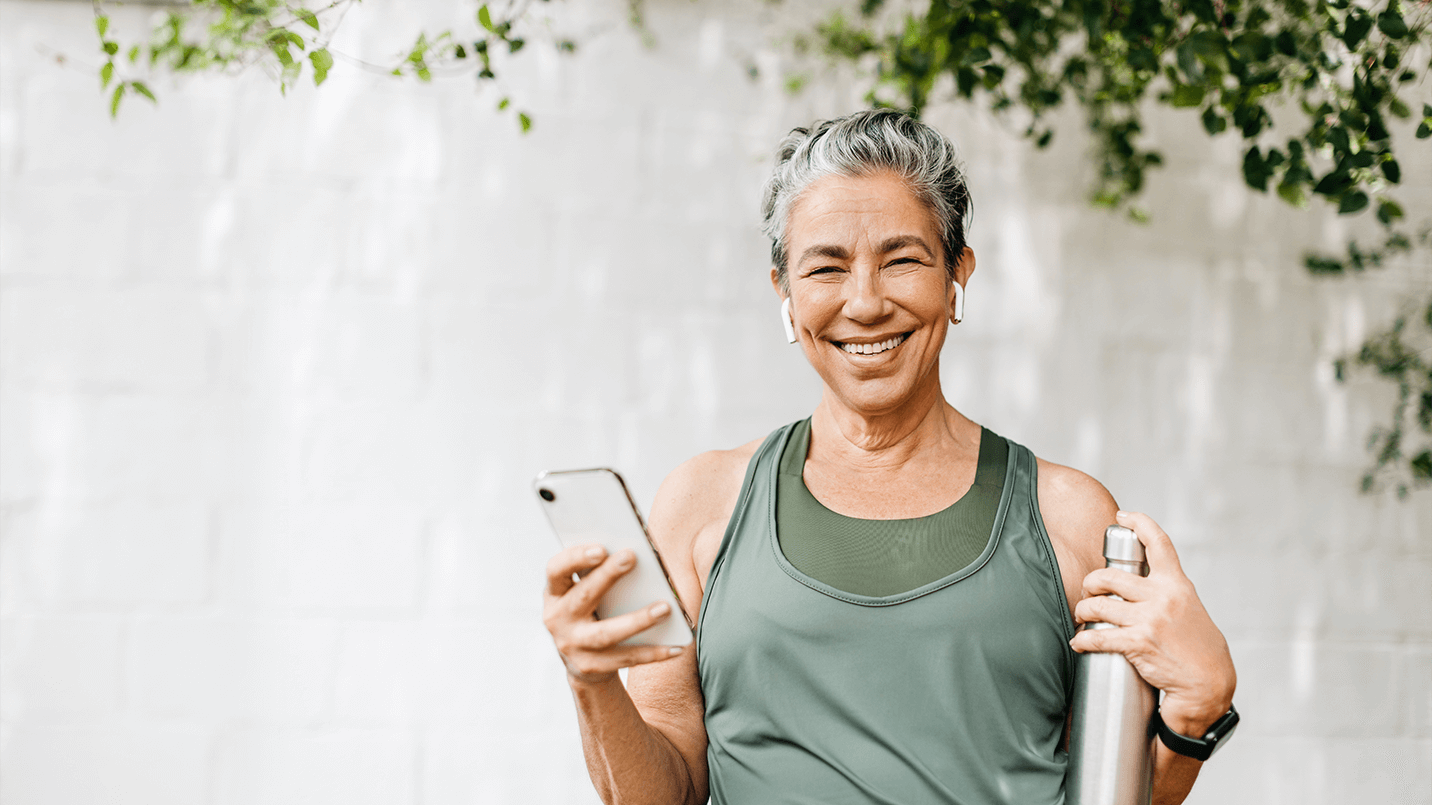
[1152,705,1239,761]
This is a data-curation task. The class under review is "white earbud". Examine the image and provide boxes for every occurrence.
[781,297,798,344]
[952,280,965,324]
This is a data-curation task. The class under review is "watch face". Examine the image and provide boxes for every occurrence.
[1206,708,1239,757]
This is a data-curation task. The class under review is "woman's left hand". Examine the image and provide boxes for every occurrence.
[1070,510,1236,733]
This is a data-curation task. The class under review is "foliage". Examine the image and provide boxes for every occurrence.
[810,0,1429,269]
[1335,297,1432,496]
[91,0,571,129]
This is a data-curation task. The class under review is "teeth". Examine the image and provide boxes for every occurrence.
[840,334,907,355]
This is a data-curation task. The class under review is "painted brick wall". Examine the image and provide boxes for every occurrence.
[1,0,1428,803]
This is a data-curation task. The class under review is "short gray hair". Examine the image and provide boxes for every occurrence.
[760,109,973,291]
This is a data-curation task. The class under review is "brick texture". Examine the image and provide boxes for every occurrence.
[2,0,1428,803]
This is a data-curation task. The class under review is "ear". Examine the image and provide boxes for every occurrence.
[949,247,974,323]
[770,267,785,299]
[953,247,976,288]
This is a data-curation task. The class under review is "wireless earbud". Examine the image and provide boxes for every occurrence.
[952,281,965,324]
[781,297,798,344]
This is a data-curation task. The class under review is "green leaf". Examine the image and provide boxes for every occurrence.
[1375,200,1404,225]
[1170,84,1205,108]
[478,5,494,32]
[1277,181,1307,207]
[299,10,320,31]
[1313,170,1353,196]
[1417,122,1431,139]
[130,81,155,103]
[309,48,333,86]
[96,15,109,38]
[1376,11,1407,39]
[127,45,140,64]
[103,41,119,56]
[1242,146,1273,191]
[1409,451,1432,480]
[109,82,125,118]
[100,62,114,89]
[518,112,532,133]
[497,96,510,111]
[1342,11,1373,49]
[1382,160,1401,184]
[1339,191,1369,215]
[1201,107,1226,135]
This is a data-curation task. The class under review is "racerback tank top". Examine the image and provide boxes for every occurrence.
[697,421,1075,804]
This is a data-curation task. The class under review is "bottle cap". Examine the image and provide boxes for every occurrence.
[1103,525,1146,566]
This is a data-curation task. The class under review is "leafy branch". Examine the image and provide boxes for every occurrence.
[1337,294,1432,496]
[810,0,1429,269]
[91,0,573,129]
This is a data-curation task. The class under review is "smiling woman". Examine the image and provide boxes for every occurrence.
[539,109,1237,805]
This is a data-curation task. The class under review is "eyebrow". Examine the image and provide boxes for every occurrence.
[795,235,935,267]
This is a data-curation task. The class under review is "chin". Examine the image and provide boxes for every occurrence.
[825,375,922,416]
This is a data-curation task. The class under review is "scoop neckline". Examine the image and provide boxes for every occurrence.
[767,421,1017,607]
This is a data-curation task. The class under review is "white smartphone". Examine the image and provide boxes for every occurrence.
[533,468,694,647]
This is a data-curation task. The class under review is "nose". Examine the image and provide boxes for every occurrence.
[842,266,890,323]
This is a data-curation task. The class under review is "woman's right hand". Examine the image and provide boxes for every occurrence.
[542,544,686,685]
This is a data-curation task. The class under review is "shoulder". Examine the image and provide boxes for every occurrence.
[1034,456,1121,585]
[647,436,766,614]
[649,438,763,539]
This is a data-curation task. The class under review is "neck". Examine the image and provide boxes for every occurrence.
[810,370,975,471]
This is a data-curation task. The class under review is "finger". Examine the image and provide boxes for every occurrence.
[564,643,688,679]
[560,549,638,618]
[1073,594,1139,627]
[570,600,675,649]
[1070,624,1142,655]
[1115,510,1183,575]
[1081,567,1154,601]
[545,544,609,597]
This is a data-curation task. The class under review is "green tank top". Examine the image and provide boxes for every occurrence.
[777,418,1008,596]
[697,421,1075,804]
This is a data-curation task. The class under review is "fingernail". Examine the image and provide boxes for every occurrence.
[585,547,605,561]
[1116,511,1129,519]
[618,550,636,568]
[667,646,684,656]
[650,601,670,617]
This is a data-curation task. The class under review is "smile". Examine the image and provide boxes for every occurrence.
[835,333,910,356]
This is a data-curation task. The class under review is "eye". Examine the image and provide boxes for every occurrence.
[807,266,842,275]
[885,257,925,268]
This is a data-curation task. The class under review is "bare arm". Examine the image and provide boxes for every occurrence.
[1039,463,1236,805]
[542,447,753,805]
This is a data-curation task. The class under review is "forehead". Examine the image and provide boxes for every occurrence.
[787,171,939,249]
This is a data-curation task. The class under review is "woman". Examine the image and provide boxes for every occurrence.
[542,110,1236,805]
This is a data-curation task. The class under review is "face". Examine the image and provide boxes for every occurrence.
[774,171,974,417]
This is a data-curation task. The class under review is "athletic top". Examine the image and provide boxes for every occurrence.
[776,418,1008,596]
[697,421,1075,804]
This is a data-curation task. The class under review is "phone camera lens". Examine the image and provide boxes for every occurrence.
[538,488,556,502]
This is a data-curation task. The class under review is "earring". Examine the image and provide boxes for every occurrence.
[781,297,798,344]
[952,281,965,324]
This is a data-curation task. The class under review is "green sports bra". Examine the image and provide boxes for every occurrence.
[776,418,1009,597]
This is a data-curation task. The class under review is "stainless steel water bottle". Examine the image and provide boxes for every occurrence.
[1065,524,1156,805]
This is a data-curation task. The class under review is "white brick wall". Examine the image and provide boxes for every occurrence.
[2,0,1429,803]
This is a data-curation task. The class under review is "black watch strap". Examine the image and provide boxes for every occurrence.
[1153,704,1239,761]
